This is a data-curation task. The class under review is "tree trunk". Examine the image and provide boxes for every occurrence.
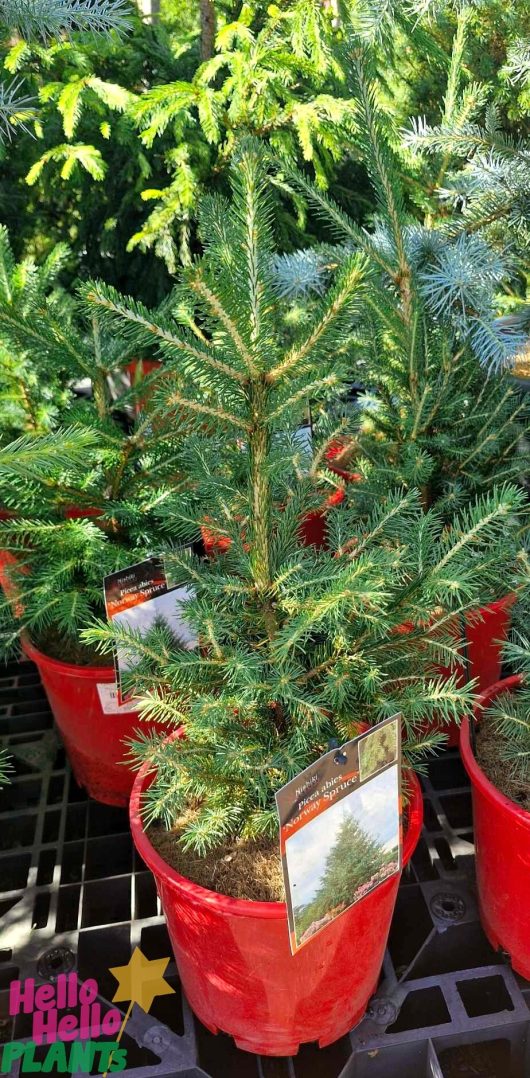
[200,0,216,61]
[137,0,160,23]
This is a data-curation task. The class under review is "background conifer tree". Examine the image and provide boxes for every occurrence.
[0,227,75,440]
[0,0,131,140]
[0,276,191,661]
[272,42,530,525]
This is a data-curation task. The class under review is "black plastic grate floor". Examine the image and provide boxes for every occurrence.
[1,658,530,1077]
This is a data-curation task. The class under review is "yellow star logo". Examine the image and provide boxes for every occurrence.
[109,947,175,1014]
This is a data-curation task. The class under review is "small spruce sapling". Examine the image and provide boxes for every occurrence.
[478,633,530,799]
[0,282,191,664]
[0,229,74,443]
[81,144,528,861]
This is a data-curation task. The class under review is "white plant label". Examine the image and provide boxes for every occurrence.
[96,682,138,715]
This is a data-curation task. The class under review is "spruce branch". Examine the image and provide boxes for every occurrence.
[0,0,131,40]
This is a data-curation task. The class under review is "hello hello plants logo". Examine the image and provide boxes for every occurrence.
[2,948,175,1074]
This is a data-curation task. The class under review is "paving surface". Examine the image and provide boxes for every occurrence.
[1,657,530,1077]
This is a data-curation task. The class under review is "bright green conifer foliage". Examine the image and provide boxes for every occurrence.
[481,636,530,791]
[79,144,528,854]
[273,41,530,523]
[0,227,76,440]
[0,277,191,660]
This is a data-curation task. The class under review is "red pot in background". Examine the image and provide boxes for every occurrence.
[325,442,362,484]
[464,593,514,690]
[0,509,16,578]
[63,506,103,520]
[130,755,423,1056]
[22,637,147,807]
[434,594,515,747]
[460,676,530,977]
[202,485,349,557]
[303,444,361,549]
[125,359,162,415]
[200,517,242,558]
[298,486,345,549]
[400,594,515,749]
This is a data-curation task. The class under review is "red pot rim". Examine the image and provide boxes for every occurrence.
[471,593,516,618]
[129,735,423,920]
[22,634,116,680]
[460,674,530,824]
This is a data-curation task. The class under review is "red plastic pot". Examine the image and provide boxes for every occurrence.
[298,486,345,550]
[0,509,16,584]
[130,753,423,1056]
[63,506,103,520]
[22,637,145,807]
[202,487,347,558]
[125,359,162,415]
[325,442,361,484]
[464,593,514,691]
[401,594,515,750]
[460,675,530,977]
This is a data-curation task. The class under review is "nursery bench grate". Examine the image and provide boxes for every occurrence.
[1,658,530,1078]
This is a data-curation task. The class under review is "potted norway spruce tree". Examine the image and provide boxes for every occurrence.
[82,144,527,1055]
[274,44,530,706]
[460,633,530,980]
[0,277,188,805]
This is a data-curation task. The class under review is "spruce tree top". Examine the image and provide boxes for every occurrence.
[83,143,529,855]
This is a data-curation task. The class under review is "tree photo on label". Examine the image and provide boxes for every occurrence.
[276,716,402,953]
[103,556,197,702]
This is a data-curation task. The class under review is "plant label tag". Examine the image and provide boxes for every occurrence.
[104,556,169,618]
[275,715,402,954]
[97,682,139,714]
[103,556,197,702]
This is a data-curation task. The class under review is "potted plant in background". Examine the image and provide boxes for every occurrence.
[82,144,528,1055]
[0,279,190,805]
[460,631,530,980]
[0,230,76,445]
[273,44,530,711]
[0,228,77,543]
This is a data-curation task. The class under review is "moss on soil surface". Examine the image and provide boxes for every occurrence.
[148,819,284,902]
[476,715,530,812]
[34,630,113,667]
